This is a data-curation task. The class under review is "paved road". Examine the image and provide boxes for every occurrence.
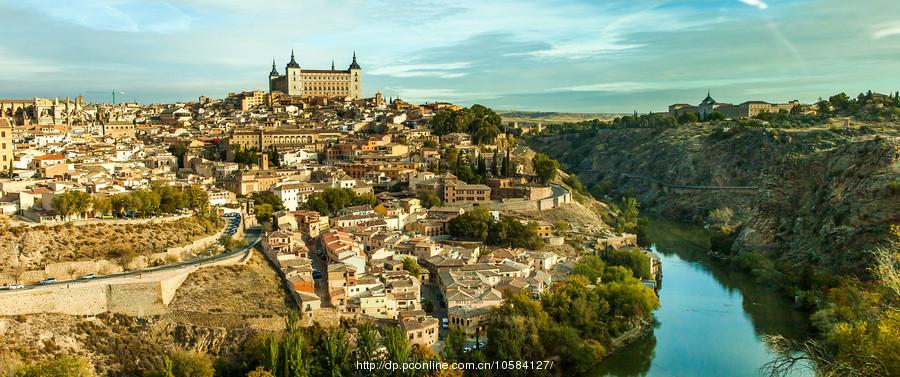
[307,238,332,307]
[1,224,262,293]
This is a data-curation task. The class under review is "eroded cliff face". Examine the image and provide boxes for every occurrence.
[735,135,899,276]
[532,124,899,277]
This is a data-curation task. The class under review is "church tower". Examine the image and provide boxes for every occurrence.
[285,50,302,96]
[348,51,362,99]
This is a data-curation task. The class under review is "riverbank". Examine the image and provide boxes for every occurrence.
[590,218,813,377]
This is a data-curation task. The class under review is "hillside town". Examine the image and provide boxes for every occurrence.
[0,59,657,360]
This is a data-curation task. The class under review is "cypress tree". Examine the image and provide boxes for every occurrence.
[491,154,499,177]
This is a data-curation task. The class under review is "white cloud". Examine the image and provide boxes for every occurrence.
[369,63,471,79]
[739,0,769,10]
[873,22,900,39]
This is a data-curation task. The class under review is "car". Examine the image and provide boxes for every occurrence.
[463,346,472,353]
[441,318,449,329]
[39,277,57,285]
[5,283,24,290]
[477,341,486,349]
[81,274,97,280]
[312,271,322,279]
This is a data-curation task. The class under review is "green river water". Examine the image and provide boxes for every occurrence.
[591,218,812,377]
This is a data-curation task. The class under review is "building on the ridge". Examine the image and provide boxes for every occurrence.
[268,50,362,99]
[0,118,12,171]
[668,91,812,119]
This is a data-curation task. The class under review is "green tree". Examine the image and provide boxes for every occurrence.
[15,355,93,377]
[705,111,725,121]
[416,188,442,208]
[491,154,500,177]
[402,258,421,277]
[353,322,380,366]
[677,112,699,124]
[167,350,214,377]
[603,248,652,280]
[251,191,285,212]
[531,153,559,183]
[255,203,274,223]
[617,196,640,232]
[92,195,112,216]
[380,326,410,371]
[572,255,606,283]
[281,311,310,377]
[442,325,467,362]
[53,191,92,218]
[168,142,188,169]
[829,92,851,111]
[447,207,492,241]
[313,326,352,377]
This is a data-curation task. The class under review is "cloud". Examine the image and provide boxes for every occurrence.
[518,40,642,60]
[739,0,769,10]
[873,22,900,39]
[12,0,193,33]
[368,63,471,79]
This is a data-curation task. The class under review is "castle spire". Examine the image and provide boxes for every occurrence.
[331,59,335,70]
[287,49,300,68]
[270,58,279,76]
[349,50,361,70]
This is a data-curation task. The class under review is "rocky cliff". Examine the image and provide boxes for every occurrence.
[531,124,900,279]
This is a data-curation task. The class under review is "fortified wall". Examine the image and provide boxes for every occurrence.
[0,245,251,317]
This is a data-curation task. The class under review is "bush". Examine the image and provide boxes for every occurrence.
[16,355,93,377]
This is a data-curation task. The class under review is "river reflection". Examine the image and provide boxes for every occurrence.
[590,218,811,377]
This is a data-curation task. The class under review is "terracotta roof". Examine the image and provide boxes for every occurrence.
[35,154,65,161]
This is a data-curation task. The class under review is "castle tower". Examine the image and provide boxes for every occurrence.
[285,50,302,96]
[348,51,362,99]
[268,59,280,93]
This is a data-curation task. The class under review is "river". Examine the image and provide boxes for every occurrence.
[591,218,812,377]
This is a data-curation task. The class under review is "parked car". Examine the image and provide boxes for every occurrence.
[312,271,322,279]
[81,274,97,280]
[5,283,24,290]
[39,277,57,285]
[441,318,449,329]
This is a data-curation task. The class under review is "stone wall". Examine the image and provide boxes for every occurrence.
[0,248,252,317]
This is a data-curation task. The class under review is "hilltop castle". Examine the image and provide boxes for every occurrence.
[268,50,362,99]
[669,91,813,119]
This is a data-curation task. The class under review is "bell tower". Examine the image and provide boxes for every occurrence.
[285,50,302,96]
[348,51,362,100]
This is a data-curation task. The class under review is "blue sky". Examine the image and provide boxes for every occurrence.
[1,0,899,112]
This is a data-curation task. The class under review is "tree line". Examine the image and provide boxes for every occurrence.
[52,184,210,219]
[447,207,544,250]
[429,104,503,145]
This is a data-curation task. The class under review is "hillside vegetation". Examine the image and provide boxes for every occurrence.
[0,215,221,270]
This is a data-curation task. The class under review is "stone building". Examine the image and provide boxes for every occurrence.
[0,118,12,171]
[669,92,811,119]
[268,50,362,99]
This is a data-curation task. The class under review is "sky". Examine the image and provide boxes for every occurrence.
[1,0,899,113]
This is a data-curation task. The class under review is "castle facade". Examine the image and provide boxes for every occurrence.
[268,50,362,99]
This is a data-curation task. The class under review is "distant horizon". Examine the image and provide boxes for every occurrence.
[5,88,895,116]
[2,0,899,113]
